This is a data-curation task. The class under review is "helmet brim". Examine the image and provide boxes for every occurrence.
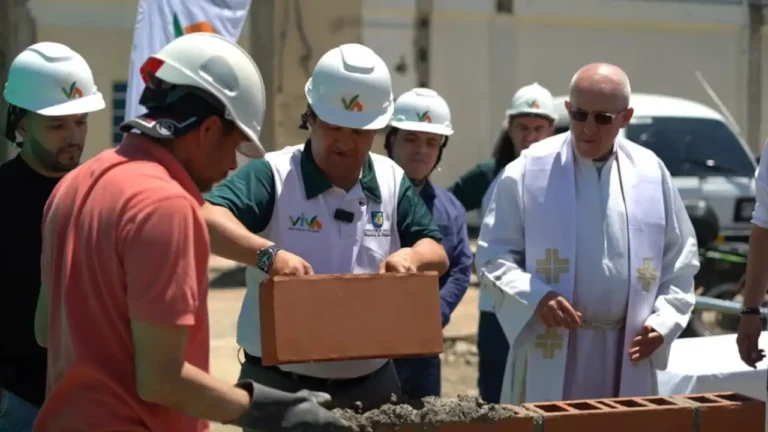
[505,107,557,122]
[237,140,265,158]
[389,120,453,136]
[35,92,106,117]
[310,101,393,130]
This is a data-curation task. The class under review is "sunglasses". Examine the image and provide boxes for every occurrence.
[568,108,623,125]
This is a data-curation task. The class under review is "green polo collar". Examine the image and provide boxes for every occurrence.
[300,140,382,203]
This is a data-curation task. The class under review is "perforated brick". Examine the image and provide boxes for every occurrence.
[673,392,765,432]
[524,396,695,432]
[259,272,443,366]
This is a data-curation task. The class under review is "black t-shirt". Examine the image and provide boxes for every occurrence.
[0,154,60,407]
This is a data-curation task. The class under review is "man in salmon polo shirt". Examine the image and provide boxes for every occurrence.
[32,33,346,432]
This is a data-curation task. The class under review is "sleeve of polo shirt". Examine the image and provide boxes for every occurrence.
[396,173,442,247]
[203,159,276,234]
[447,161,496,212]
[122,197,206,326]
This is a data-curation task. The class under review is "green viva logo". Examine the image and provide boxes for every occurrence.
[417,111,432,123]
[289,214,323,231]
[61,81,83,99]
[341,95,364,112]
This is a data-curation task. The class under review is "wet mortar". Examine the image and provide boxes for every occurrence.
[330,395,522,431]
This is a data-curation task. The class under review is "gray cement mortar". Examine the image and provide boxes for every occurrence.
[330,395,521,432]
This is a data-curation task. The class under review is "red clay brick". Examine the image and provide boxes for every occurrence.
[673,393,765,432]
[524,396,695,432]
[259,272,443,366]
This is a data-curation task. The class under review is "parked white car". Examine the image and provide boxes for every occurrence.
[552,93,757,242]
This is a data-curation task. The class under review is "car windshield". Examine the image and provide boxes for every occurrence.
[624,117,756,177]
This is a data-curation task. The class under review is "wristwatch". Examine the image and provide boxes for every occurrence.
[256,244,281,275]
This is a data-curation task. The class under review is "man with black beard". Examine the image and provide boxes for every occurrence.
[0,42,104,431]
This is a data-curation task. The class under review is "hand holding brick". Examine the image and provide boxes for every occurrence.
[259,272,444,366]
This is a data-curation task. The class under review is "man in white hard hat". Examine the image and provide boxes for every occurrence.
[383,88,473,399]
[448,82,557,403]
[0,41,104,431]
[33,33,345,432]
[203,43,449,409]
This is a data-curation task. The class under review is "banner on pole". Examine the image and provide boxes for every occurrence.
[123,0,251,133]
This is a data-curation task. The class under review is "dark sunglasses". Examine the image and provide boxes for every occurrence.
[569,108,623,125]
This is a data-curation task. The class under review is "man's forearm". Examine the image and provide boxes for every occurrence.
[202,203,272,268]
[156,362,251,424]
[410,239,450,275]
[743,224,768,307]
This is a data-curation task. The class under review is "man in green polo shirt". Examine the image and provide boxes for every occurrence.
[202,43,449,411]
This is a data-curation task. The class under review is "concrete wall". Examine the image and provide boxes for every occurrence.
[25,0,768,187]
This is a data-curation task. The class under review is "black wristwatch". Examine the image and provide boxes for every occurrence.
[740,307,762,316]
[256,244,281,275]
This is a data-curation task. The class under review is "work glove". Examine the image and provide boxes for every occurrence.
[228,379,350,431]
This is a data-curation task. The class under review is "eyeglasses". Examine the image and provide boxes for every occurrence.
[568,108,623,125]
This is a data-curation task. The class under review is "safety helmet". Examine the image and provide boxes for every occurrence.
[390,88,453,136]
[4,42,104,142]
[305,43,393,130]
[136,32,266,158]
[505,82,557,122]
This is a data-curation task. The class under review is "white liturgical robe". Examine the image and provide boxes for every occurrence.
[476,132,699,404]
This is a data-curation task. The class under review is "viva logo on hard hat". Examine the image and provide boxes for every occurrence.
[417,111,432,123]
[61,81,83,100]
[528,100,540,109]
[172,13,215,39]
[341,95,364,112]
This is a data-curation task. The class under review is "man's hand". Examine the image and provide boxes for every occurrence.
[535,291,582,329]
[629,325,664,361]
[737,315,766,368]
[230,381,348,431]
[271,250,314,276]
[378,248,418,274]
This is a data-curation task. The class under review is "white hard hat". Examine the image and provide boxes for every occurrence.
[305,43,393,130]
[505,82,557,122]
[390,88,453,136]
[4,42,104,116]
[124,32,266,158]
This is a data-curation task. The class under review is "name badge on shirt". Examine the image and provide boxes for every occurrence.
[364,211,391,237]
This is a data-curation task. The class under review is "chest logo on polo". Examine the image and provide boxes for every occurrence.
[365,211,391,237]
[288,213,323,232]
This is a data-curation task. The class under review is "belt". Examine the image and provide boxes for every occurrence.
[579,318,625,330]
[243,351,382,386]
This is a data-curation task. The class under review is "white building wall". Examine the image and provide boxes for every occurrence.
[23,0,767,182]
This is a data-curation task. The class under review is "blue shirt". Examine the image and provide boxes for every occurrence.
[419,181,473,327]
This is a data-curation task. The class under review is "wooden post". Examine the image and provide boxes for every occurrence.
[248,0,363,154]
[414,0,433,88]
[0,0,36,163]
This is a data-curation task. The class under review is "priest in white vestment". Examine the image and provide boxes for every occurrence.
[475,63,700,404]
